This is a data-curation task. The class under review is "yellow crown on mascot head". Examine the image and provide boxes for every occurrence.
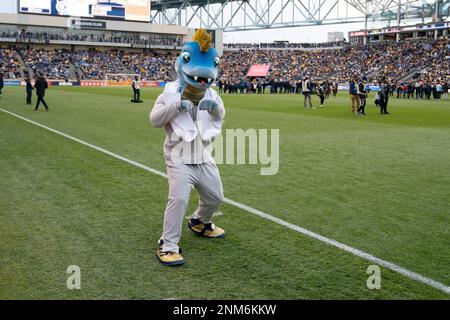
[192,29,213,52]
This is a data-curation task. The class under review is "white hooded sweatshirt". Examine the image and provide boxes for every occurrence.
[150,80,225,165]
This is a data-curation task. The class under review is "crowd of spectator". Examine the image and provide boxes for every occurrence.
[0,47,21,79]
[19,48,176,81]
[219,50,254,82]
[393,81,449,100]
[122,51,176,82]
[223,40,346,50]
[21,48,72,79]
[0,39,448,93]
[70,49,127,80]
[219,39,449,94]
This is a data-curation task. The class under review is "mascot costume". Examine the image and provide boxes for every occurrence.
[150,29,225,266]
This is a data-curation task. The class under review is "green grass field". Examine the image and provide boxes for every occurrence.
[0,85,449,299]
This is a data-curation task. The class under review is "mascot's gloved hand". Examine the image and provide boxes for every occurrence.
[178,99,194,112]
[198,99,218,113]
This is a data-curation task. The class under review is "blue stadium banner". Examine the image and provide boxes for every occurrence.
[368,85,381,91]
[4,80,21,86]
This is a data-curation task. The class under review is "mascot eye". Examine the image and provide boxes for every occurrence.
[182,52,190,63]
[214,57,220,67]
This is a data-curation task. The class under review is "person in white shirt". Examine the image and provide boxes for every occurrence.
[302,76,314,110]
[132,76,141,102]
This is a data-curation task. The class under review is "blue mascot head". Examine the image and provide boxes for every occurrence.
[176,29,220,90]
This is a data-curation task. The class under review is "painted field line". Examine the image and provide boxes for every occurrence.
[1,107,448,295]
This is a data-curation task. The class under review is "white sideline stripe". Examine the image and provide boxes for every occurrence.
[1,107,449,295]
[213,211,224,217]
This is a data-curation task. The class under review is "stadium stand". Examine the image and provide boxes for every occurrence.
[0,47,21,79]
[122,51,176,82]
[20,48,73,80]
[0,47,177,81]
[70,49,130,80]
[0,39,448,94]
[220,39,449,83]
[223,40,346,49]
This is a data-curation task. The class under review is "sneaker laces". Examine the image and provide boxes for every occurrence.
[158,239,182,254]
[160,251,178,256]
[204,222,216,231]
[191,218,215,230]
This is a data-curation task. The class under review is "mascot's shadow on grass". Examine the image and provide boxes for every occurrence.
[150,29,226,267]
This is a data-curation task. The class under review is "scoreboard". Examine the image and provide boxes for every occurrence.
[19,0,151,22]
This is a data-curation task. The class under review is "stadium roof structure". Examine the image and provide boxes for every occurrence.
[150,0,449,31]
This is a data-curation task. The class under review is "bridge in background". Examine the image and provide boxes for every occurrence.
[150,0,449,31]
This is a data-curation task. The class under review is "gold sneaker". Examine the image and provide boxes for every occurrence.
[188,218,225,238]
[155,241,184,266]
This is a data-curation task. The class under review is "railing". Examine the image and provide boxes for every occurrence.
[0,36,182,50]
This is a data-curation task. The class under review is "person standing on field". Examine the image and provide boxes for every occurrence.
[349,77,360,114]
[26,77,33,105]
[357,78,368,115]
[132,76,141,102]
[302,76,314,110]
[379,79,390,115]
[0,73,4,98]
[436,82,442,100]
[317,81,326,108]
[442,82,448,100]
[332,81,338,97]
[34,73,49,111]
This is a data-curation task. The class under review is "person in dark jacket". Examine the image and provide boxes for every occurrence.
[424,83,432,99]
[379,78,390,115]
[316,81,326,108]
[26,77,34,104]
[0,73,4,97]
[357,78,368,115]
[442,82,449,100]
[34,73,49,111]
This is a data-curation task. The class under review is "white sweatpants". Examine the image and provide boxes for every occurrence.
[160,161,224,253]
